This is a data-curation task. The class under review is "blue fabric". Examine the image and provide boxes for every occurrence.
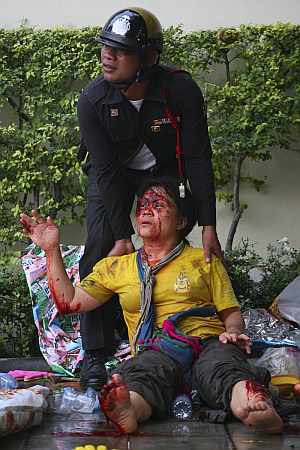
[138,306,216,370]
[136,251,156,343]
[167,306,216,324]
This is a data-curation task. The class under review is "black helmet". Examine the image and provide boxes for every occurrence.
[96,7,163,54]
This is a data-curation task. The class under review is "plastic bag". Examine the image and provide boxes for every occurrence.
[0,373,18,390]
[21,243,84,375]
[47,387,99,414]
[276,275,300,326]
[255,347,300,383]
[0,385,49,436]
[243,308,300,348]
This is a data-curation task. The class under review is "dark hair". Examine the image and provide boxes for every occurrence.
[136,177,197,239]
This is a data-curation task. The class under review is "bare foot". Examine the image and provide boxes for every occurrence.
[230,380,283,434]
[293,383,300,396]
[100,374,138,434]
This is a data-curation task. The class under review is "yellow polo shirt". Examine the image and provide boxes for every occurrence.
[78,245,239,349]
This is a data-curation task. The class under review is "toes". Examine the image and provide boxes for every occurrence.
[106,374,123,388]
[100,376,129,409]
[256,401,269,411]
[105,385,129,404]
[248,400,268,412]
[116,385,130,402]
[111,374,124,386]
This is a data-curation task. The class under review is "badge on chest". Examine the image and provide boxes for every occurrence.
[110,107,119,117]
[174,272,191,294]
[151,115,180,133]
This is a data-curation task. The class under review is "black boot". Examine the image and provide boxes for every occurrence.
[80,349,108,391]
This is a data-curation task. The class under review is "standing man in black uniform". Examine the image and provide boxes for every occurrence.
[78,7,222,390]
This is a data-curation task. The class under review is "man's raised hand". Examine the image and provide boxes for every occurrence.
[20,210,59,252]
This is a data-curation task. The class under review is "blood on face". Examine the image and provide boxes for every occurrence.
[135,189,175,219]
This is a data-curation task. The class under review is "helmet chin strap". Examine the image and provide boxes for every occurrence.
[109,76,138,91]
[109,59,159,91]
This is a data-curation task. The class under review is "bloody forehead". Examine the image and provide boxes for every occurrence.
[135,188,176,216]
[137,188,173,206]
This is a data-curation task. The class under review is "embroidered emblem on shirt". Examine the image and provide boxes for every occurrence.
[110,108,119,117]
[174,272,191,293]
[153,116,181,126]
[151,125,161,132]
[112,16,131,36]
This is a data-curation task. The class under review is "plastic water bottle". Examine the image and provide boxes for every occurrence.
[0,373,18,390]
[172,394,193,420]
[59,387,99,414]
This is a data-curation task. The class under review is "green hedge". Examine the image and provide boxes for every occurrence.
[0,256,39,356]
[1,24,300,250]
[225,239,300,311]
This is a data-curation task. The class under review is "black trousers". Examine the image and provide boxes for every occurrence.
[79,163,178,352]
[114,339,270,418]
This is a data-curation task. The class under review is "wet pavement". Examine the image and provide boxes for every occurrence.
[1,359,300,449]
[2,409,300,450]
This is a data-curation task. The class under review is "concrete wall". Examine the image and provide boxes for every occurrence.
[2,0,300,30]
[215,148,300,253]
[2,0,300,252]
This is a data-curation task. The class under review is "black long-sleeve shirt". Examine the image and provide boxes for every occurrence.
[77,65,216,240]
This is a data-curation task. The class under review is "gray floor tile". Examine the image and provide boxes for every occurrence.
[131,420,231,449]
[227,421,300,450]
[137,417,228,436]
[1,413,300,450]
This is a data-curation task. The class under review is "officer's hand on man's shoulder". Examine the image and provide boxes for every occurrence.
[107,239,135,257]
[202,225,222,263]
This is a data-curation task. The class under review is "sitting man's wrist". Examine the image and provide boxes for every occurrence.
[226,328,244,335]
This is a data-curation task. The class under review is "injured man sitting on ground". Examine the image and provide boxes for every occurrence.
[20,177,283,435]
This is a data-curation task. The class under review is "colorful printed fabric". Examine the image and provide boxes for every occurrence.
[21,243,84,375]
[8,370,53,381]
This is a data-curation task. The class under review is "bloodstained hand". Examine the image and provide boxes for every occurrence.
[21,210,79,315]
[20,210,59,252]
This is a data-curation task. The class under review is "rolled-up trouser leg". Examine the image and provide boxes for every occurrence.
[192,338,271,411]
[113,350,184,418]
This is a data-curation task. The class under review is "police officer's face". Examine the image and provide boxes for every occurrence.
[101,45,140,83]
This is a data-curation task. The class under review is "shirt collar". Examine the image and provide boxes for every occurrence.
[102,75,167,106]
[103,85,123,105]
[144,78,167,104]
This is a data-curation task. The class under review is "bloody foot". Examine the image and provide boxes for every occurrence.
[100,374,138,434]
[230,379,283,434]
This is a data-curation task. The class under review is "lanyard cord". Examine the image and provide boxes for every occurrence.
[164,101,184,179]
[161,69,188,197]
